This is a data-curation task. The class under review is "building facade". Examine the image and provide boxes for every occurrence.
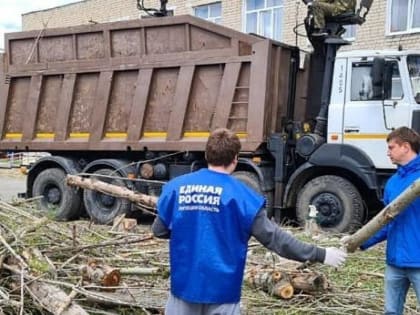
[21,0,420,51]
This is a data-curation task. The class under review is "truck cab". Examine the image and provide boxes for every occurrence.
[329,51,420,169]
[285,50,420,233]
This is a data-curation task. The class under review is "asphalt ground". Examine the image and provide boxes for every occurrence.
[0,168,26,201]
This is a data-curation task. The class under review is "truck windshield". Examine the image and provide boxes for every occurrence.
[407,55,420,103]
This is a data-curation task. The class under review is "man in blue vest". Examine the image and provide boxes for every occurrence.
[152,128,347,315]
[353,127,420,314]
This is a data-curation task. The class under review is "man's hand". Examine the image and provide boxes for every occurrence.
[340,235,351,247]
[323,247,347,267]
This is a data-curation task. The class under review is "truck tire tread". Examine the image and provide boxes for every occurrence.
[83,168,131,224]
[296,175,364,233]
[32,168,81,220]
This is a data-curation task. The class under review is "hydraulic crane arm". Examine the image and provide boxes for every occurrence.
[302,0,374,137]
[136,0,169,17]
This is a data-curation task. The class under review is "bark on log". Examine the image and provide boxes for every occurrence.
[289,271,329,293]
[120,267,161,275]
[3,263,88,315]
[56,289,78,315]
[27,281,88,315]
[343,179,420,253]
[66,175,158,209]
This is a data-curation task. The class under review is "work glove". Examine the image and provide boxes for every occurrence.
[323,247,347,267]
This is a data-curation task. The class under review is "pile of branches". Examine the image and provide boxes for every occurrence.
[0,200,169,315]
[243,235,420,315]
[1,198,419,315]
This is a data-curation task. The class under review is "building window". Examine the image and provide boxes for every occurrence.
[194,2,222,24]
[244,0,284,41]
[388,0,420,34]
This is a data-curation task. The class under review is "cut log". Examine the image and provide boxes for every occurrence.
[245,269,294,299]
[56,288,78,315]
[3,263,88,315]
[27,281,88,315]
[272,278,294,299]
[66,175,158,210]
[343,179,420,253]
[289,271,329,293]
[245,268,329,298]
[79,262,121,287]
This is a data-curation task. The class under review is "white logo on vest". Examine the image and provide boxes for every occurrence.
[178,185,223,212]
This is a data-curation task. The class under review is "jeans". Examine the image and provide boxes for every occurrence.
[165,293,241,315]
[384,264,420,315]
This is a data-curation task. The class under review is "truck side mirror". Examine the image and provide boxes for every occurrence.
[371,57,385,99]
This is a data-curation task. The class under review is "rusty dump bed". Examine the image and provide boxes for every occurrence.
[0,15,307,153]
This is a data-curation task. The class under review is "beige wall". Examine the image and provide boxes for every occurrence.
[22,0,420,51]
[281,0,420,51]
[22,0,139,30]
[22,0,243,32]
[353,0,420,50]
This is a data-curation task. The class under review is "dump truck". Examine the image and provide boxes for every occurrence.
[1,2,419,232]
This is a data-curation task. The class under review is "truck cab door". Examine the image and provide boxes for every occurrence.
[342,58,408,169]
[381,61,411,131]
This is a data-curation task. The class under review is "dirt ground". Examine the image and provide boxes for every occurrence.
[0,168,27,201]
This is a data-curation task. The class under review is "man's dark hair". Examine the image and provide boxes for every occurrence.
[387,126,420,153]
[205,128,241,167]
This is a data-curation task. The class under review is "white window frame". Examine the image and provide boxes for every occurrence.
[242,0,285,41]
[386,0,420,35]
[193,2,222,24]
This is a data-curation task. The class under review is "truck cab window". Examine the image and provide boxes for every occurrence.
[388,62,403,100]
[351,63,374,101]
[351,62,403,101]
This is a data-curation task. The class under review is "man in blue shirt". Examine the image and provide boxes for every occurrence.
[152,128,347,315]
[357,127,420,315]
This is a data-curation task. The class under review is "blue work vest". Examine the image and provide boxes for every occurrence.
[158,168,264,303]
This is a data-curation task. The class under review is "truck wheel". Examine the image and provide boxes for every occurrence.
[83,168,131,224]
[32,168,81,220]
[296,175,364,233]
[233,171,274,217]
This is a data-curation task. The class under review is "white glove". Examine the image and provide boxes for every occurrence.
[323,247,347,267]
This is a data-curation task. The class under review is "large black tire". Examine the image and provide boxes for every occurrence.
[83,168,131,224]
[233,171,274,217]
[296,175,364,233]
[32,168,82,220]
